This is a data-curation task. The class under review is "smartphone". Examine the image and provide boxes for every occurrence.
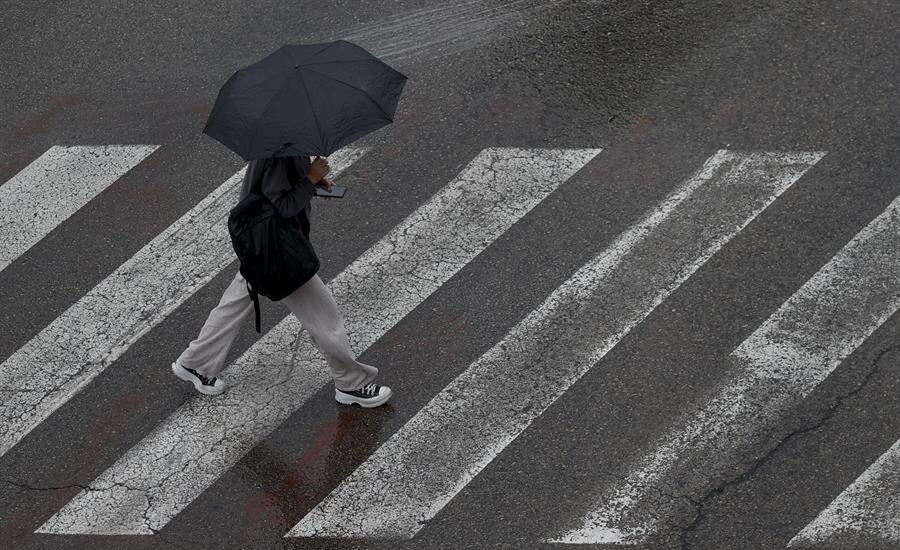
[314,185,347,198]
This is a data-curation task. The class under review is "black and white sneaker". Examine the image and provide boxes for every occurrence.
[171,359,226,396]
[335,382,392,408]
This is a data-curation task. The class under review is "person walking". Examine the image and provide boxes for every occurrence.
[171,154,392,408]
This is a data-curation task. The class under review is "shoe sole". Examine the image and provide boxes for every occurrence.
[171,361,226,396]
[335,387,392,408]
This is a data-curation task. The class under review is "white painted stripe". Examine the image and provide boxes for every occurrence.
[0,148,368,458]
[789,438,900,547]
[0,145,158,273]
[287,151,824,540]
[551,179,900,547]
[36,147,602,535]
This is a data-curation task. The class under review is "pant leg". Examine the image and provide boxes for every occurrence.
[178,269,254,378]
[281,274,378,392]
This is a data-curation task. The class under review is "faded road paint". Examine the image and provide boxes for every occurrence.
[36,147,601,535]
[287,151,823,539]
[347,0,591,64]
[0,145,158,274]
[551,170,900,547]
[0,148,369,458]
[789,418,900,545]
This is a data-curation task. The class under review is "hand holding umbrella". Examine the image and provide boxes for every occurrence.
[310,157,338,193]
[307,156,331,185]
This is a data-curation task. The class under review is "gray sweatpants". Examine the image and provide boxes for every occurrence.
[177,269,377,392]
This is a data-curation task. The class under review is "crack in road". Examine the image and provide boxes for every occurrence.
[0,479,90,493]
[677,344,900,550]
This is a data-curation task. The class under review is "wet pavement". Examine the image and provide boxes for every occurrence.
[2,1,900,549]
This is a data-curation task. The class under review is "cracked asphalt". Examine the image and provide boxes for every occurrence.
[2,0,900,549]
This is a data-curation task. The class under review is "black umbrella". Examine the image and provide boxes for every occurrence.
[204,40,408,160]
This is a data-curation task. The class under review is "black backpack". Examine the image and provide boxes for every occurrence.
[227,189,319,333]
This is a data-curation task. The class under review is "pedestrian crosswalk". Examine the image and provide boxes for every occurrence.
[548,184,900,545]
[0,146,367,459]
[34,147,601,535]
[0,145,158,275]
[287,150,822,539]
[4,143,900,546]
[789,436,900,547]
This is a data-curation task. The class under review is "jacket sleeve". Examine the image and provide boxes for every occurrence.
[259,158,317,219]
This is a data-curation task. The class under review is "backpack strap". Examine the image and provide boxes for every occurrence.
[246,280,261,333]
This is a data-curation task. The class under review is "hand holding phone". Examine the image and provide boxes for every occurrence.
[316,179,347,199]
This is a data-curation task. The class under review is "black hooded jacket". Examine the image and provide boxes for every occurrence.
[239,155,316,238]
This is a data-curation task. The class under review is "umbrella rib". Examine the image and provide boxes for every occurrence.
[299,65,396,122]
[243,75,292,159]
[297,70,326,154]
[302,58,403,77]
[310,40,341,59]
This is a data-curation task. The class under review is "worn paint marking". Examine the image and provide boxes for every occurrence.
[0,145,158,273]
[552,165,900,548]
[36,148,601,535]
[0,148,369,458]
[789,413,900,542]
[288,151,824,539]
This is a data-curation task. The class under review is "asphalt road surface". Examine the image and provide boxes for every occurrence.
[2,1,900,549]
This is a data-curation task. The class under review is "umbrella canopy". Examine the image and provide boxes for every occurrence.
[204,40,408,160]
